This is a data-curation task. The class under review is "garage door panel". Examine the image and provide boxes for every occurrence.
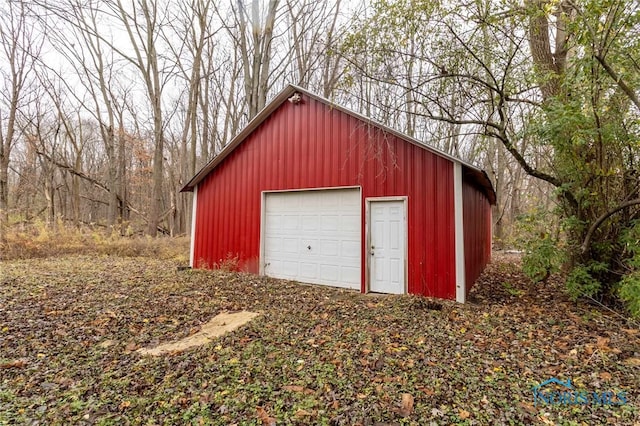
[265,237,282,253]
[300,193,318,208]
[269,195,292,210]
[268,259,283,273]
[341,266,360,284]
[335,190,355,203]
[299,262,318,279]
[320,264,339,282]
[283,238,298,253]
[341,240,360,257]
[322,195,339,208]
[283,260,299,277]
[266,215,282,231]
[282,215,300,230]
[301,215,319,231]
[341,214,360,229]
[264,188,361,290]
[320,215,339,232]
[320,239,339,256]
[301,238,318,254]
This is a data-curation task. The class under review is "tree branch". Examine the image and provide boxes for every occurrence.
[594,54,640,112]
[34,149,143,218]
[419,114,504,132]
[581,198,640,255]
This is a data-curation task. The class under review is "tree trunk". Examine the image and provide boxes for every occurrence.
[72,156,81,227]
[0,154,9,241]
[148,104,164,237]
[237,0,279,119]
[526,0,571,101]
[0,1,30,242]
[112,0,166,237]
[106,128,118,231]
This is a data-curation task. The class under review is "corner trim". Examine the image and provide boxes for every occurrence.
[189,185,198,268]
[259,191,266,275]
[454,163,466,303]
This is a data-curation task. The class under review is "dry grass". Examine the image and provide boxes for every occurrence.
[0,222,189,262]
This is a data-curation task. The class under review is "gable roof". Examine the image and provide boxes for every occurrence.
[180,84,496,204]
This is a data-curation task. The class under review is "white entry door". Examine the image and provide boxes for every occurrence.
[369,199,406,294]
[263,188,361,289]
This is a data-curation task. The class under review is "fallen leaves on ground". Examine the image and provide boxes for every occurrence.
[0,359,27,369]
[0,252,638,425]
[256,406,277,425]
[396,393,414,417]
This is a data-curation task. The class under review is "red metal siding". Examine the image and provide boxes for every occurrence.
[462,177,492,293]
[194,94,457,299]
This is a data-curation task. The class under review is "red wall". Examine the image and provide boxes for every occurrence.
[462,177,492,293]
[194,94,457,299]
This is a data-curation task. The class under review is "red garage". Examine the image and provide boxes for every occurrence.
[181,85,495,302]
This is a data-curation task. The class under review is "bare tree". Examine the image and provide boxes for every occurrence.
[0,0,365,241]
[0,0,41,241]
[41,0,124,230]
[105,0,173,236]
[163,0,217,235]
[283,0,348,98]
[221,0,279,119]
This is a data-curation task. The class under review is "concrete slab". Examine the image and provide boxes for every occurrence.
[137,311,259,356]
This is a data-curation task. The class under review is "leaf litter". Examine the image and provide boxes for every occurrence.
[0,253,638,425]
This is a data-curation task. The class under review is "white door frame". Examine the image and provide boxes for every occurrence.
[259,185,362,276]
[365,196,408,294]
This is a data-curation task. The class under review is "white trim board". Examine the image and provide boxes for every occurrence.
[189,185,198,267]
[259,191,266,275]
[261,185,361,194]
[453,163,466,303]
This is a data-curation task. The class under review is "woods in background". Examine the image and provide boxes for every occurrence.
[0,0,350,238]
[1,1,639,312]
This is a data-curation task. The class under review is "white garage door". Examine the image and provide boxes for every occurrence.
[263,188,361,289]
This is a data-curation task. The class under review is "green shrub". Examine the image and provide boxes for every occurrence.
[516,208,566,283]
[565,262,607,300]
[619,221,640,317]
[620,272,640,318]
[522,236,566,283]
